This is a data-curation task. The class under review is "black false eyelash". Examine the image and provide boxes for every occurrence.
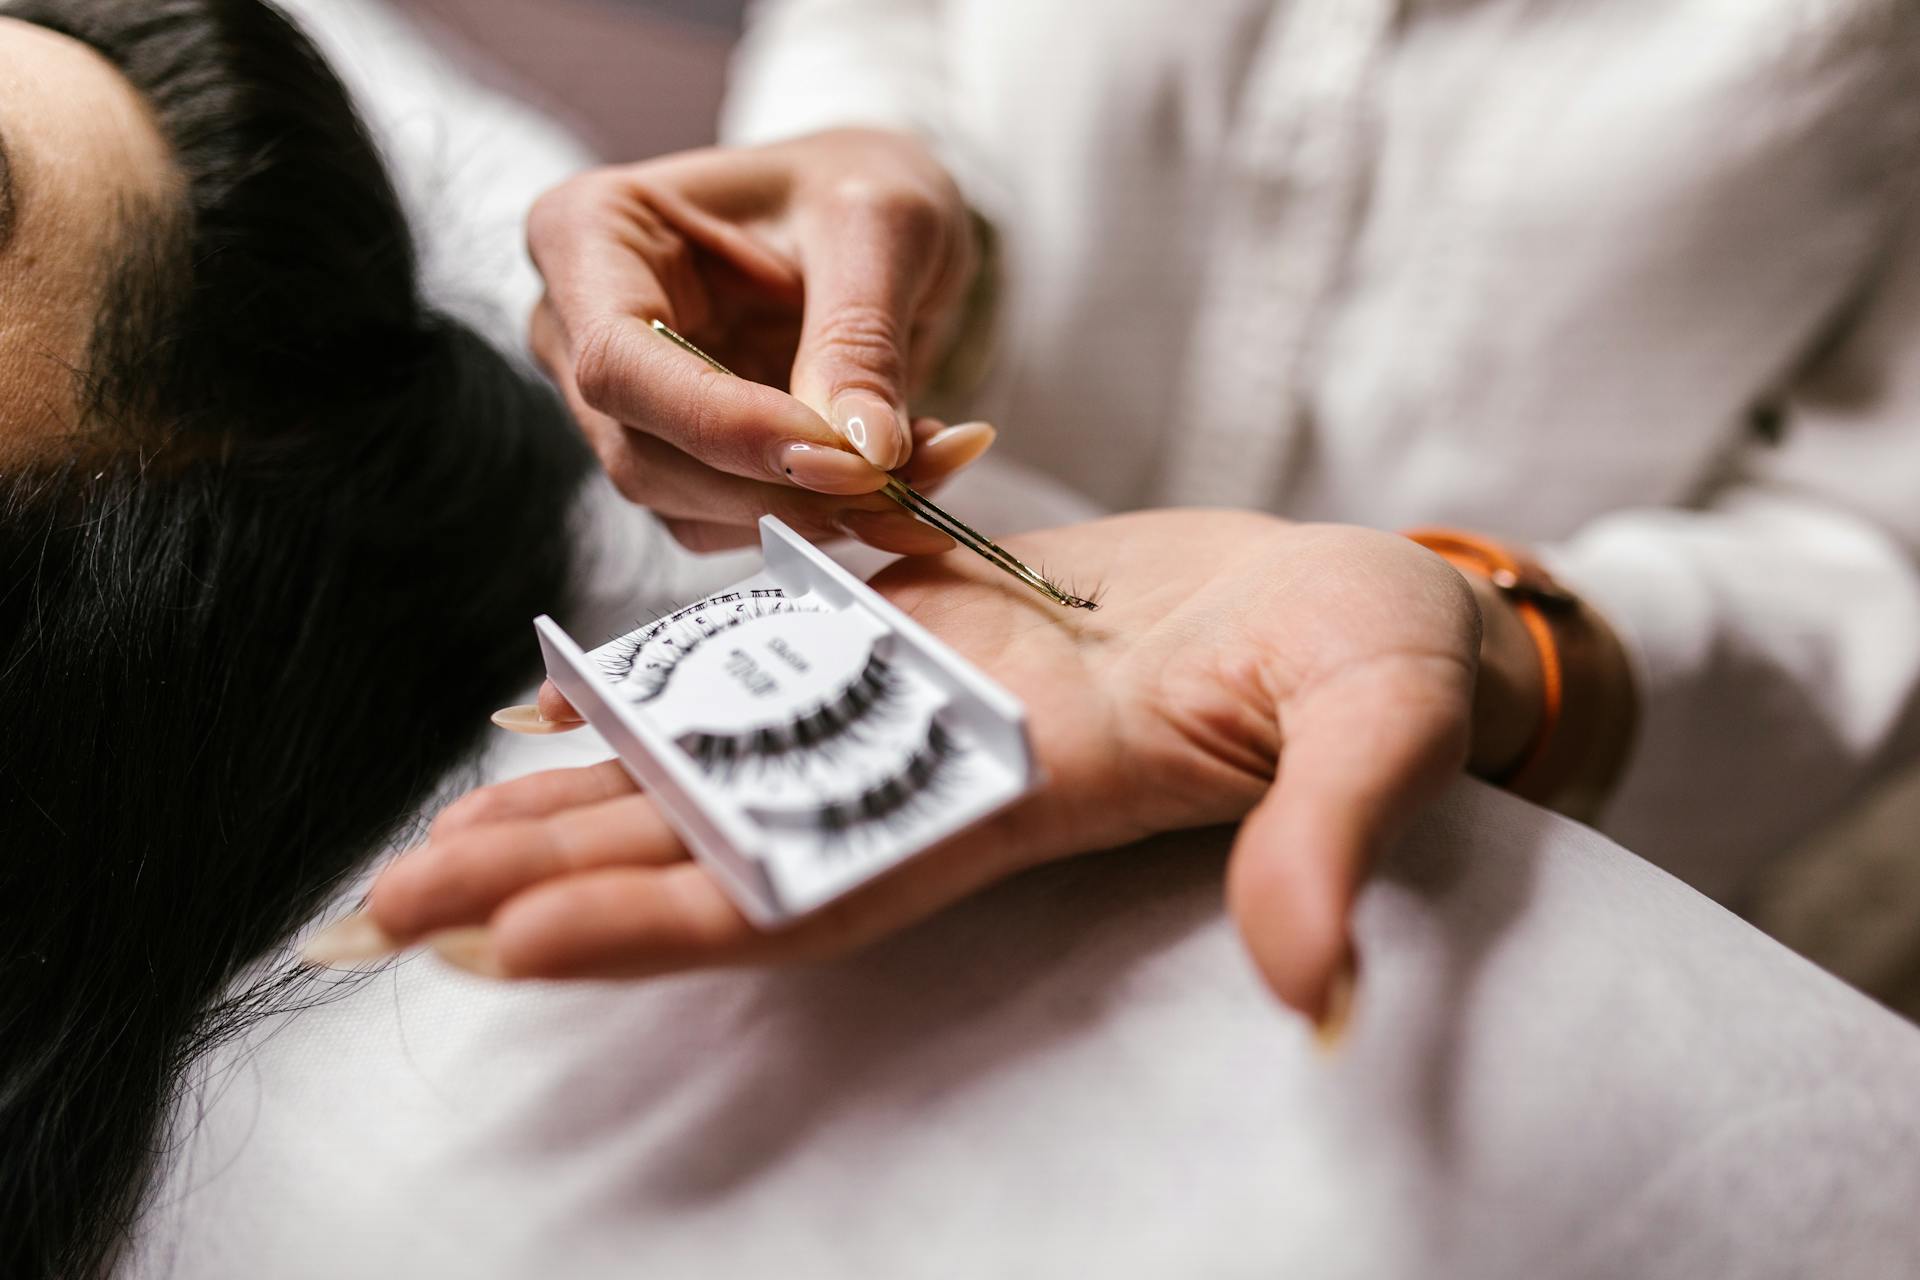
[1035,560,1108,612]
[816,722,958,835]
[595,628,652,683]
[686,655,904,771]
[598,588,808,697]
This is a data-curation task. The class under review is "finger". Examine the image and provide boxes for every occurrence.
[429,760,633,840]
[660,517,760,553]
[527,165,800,351]
[543,306,881,520]
[634,420,986,552]
[490,863,764,978]
[1225,654,1473,1020]
[481,801,1036,980]
[607,430,955,555]
[490,703,587,736]
[895,419,996,488]
[615,430,869,527]
[788,190,951,470]
[537,298,888,503]
[546,326,959,558]
[492,681,586,737]
[530,293,872,493]
[369,792,686,943]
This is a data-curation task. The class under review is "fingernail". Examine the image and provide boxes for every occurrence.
[301,911,401,967]
[1314,955,1358,1055]
[429,927,507,978]
[917,421,997,474]
[775,440,886,494]
[491,704,582,735]
[835,508,957,556]
[831,392,910,470]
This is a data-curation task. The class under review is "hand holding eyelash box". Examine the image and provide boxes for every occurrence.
[535,516,1040,927]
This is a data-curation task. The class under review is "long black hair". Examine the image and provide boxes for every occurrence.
[0,2,591,1273]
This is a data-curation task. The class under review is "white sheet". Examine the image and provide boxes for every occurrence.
[125,768,1920,1280]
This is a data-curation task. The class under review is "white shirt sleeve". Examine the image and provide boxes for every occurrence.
[1551,182,1920,898]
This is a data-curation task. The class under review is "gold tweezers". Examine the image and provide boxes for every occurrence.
[649,319,1097,611]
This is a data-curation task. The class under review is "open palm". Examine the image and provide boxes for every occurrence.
[362,510,1480,1018]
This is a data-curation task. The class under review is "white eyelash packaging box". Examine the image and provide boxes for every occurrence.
[535,516,1040,927]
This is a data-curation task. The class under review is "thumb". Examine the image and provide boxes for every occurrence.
[1225,655,1472,1021]
[788,206,932,471]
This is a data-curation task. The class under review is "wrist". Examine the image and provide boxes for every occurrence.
[1463,571,1546,778]
[1405,528,1638,819]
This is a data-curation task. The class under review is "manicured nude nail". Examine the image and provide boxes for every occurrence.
[429,927,506,979]
[1314,956,1358,1054]
[831,391,910,470]
[835,508,957,556]
[491,704,582,735]
[776,440,887,494]
[917,420,997,474]
[300,911,401,967]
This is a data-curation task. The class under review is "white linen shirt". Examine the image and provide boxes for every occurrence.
[723,0,1920,898]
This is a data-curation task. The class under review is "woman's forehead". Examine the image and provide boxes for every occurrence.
[0,16,177,451]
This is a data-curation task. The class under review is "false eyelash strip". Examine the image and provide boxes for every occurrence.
[599,588,820,699]
[817,722,957,834]
[596,587,798,680]
[685,655,903,772]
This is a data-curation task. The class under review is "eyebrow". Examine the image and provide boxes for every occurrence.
[0,123,14,253]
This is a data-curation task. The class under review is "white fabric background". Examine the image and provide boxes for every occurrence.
[127,772,1920,1280]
